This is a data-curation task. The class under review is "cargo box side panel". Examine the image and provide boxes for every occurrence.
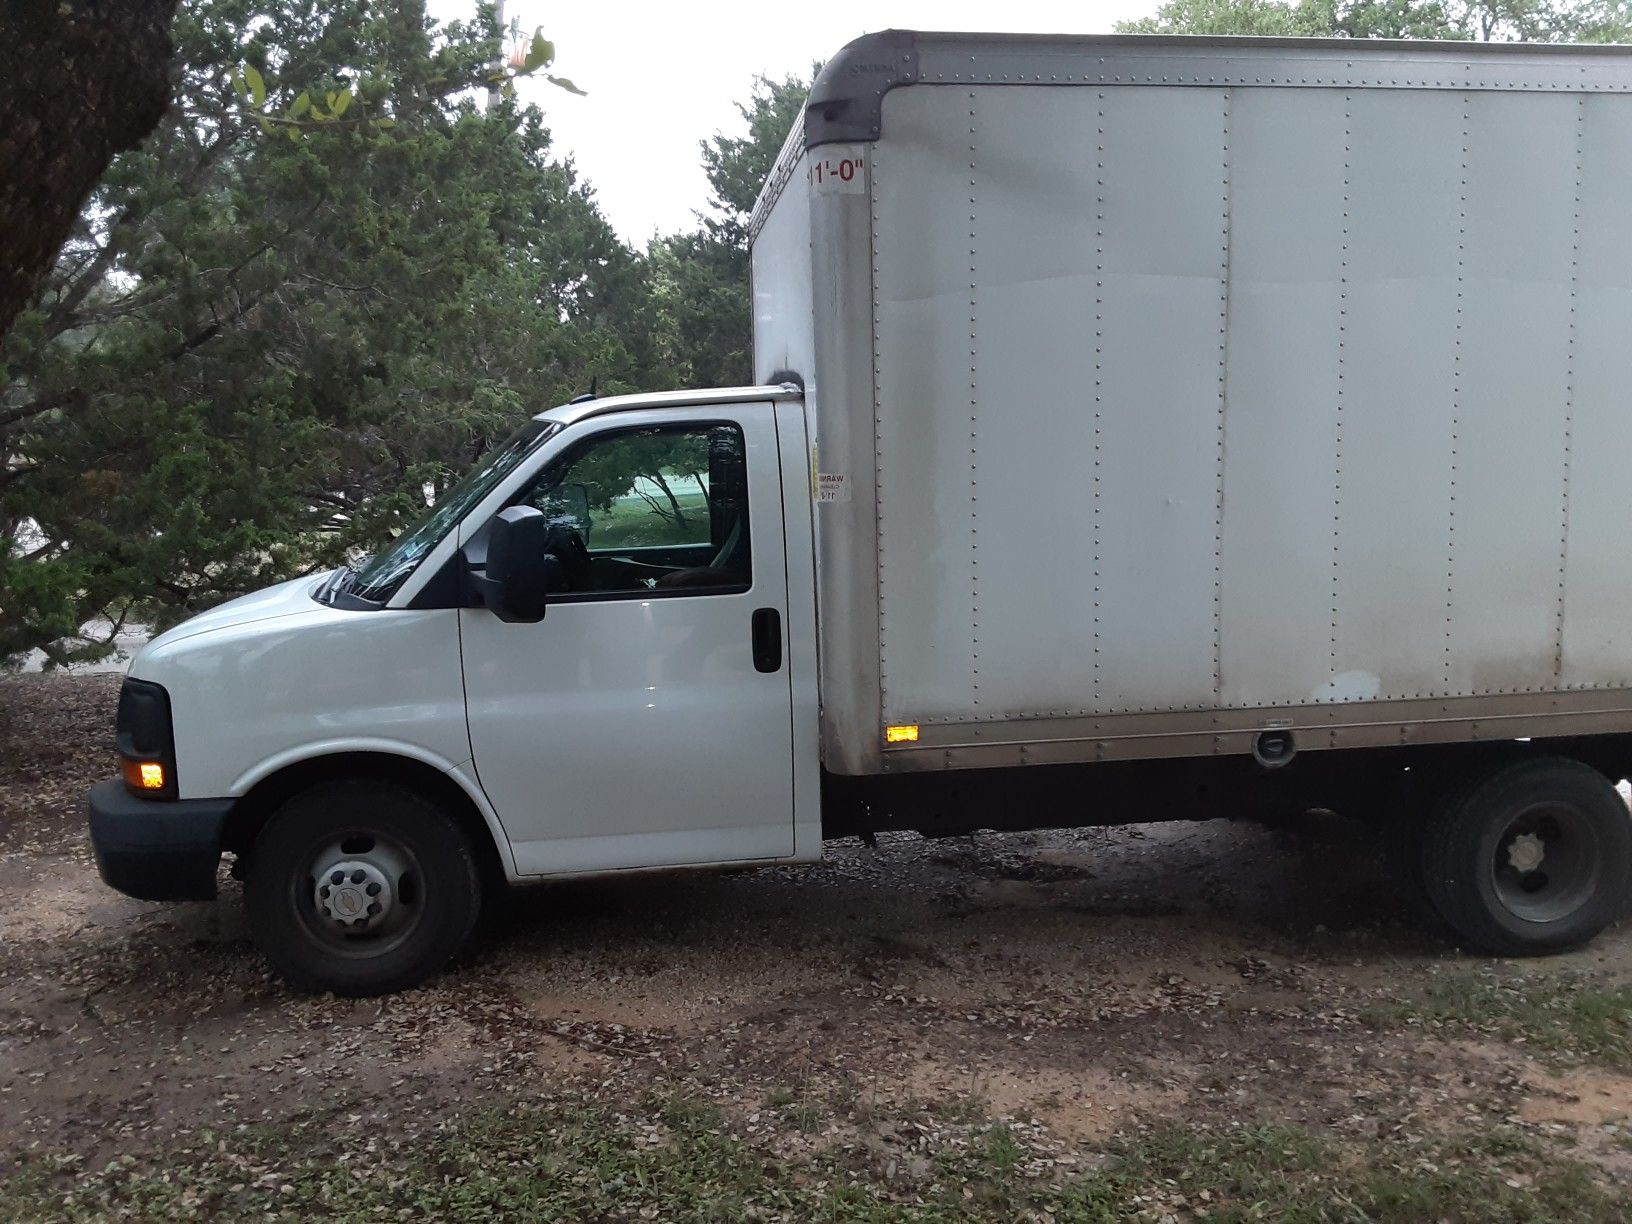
[1091,87,1230,714]
[1328,91,1462,701]
[855,53,1632,772]
[1217,89,1347,709]
[752,140,815,388]
[1561,95,1632,688]
[871,88,991,722]
[1224,88,1581,711]
[873,85,1230,724]
[1447,91,1578,694]
[963,88,1099,717]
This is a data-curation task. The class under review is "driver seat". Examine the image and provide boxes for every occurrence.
[709,513,748,578]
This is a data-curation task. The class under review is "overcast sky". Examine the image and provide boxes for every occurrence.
[426,1,1155,242]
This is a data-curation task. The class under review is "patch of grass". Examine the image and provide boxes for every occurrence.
[765,1084,828,1134]
[977,1122,1026,1176]
[1365,968,1632,1069]
[4,1097,776,1223]
[593,490,710,548]
[1100,1121,1627,1223]
[648,1088,725,1133]
[3,1097,1629,1223]
[785,1099,828,1135]
[926,1091,990,1125]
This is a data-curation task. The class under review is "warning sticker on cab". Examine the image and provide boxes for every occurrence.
[816,472,850,503]
[809,148,867,195]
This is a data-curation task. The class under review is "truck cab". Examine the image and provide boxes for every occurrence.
[88,386,822,995]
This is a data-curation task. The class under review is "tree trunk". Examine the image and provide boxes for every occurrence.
[0,0,178,340]
[649,471,689,529]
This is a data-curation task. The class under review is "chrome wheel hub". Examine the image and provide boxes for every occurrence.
[314,858,394,932]
[295,830,421,957]
[1506,831,1546,874]
[1492,803,1597,926]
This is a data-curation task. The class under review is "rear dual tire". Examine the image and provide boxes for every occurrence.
[245,781,482,996]
[1414,757,1630,957]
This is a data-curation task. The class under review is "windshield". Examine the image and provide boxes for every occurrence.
[349,419,558,603]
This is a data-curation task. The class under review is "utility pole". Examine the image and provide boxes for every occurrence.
[485,0,506,112]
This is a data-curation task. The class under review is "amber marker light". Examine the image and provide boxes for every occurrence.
[885,724,920,745]
[121,758,167,792]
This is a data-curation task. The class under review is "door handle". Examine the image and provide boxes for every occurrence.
[751,608,782,674]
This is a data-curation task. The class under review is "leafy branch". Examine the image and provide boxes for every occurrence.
[230,64,389,139]
[231,26,582,141]
[506,29,585,97]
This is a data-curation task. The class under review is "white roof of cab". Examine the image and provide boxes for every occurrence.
[535,383,802,428]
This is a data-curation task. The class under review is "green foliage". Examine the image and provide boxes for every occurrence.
[227,18,582,141]
[566,432,710,517]
[1118,0,1463,36]
[239,63,265,107]
[1456,0,1632,40]
[9,0,1626,666]
[0,0,666,664]
[1330,0,1469,37]
[520,30,556,74]
[648,72,810,390]
[1106,1121,1627,1223]
[4,1097,1630,1222]
[1118,0,1631,39]
[1365,968,1632,1068]
[517,28,584,94]
[1119,0,1326,35]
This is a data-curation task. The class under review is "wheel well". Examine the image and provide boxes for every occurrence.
[223,753,507,890]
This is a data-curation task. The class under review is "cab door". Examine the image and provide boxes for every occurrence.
[458,404,795,875]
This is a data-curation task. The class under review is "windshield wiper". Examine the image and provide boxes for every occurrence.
[314,564,357,606]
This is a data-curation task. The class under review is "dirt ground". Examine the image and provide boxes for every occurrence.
[5,671,1632,1219]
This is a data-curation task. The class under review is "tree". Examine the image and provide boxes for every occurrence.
[0,0,180,340]
[1119,0,1334,34]
[1119,0,1631,38]
[649,73,810,390]
[1,0,660,666]
[569,432,713,527]
[1119,0,1462,36]
[1454,0,1632,39]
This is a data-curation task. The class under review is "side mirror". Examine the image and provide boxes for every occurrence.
[468,506,552,623]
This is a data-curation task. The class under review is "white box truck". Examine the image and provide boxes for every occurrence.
[89,32,1632,994]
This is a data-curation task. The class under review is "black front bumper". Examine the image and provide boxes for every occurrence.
[87,779,233,901]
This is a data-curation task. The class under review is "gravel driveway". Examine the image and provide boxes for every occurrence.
[5,672,1632,1219]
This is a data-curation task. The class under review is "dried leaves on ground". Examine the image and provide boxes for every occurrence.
[4,673,1632,1219]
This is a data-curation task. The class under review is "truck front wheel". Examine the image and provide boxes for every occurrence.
[1420,757,1630,956]
[245,780,483,995]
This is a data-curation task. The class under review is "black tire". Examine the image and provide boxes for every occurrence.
[1420,756,1630,957]
[245,780,483,996]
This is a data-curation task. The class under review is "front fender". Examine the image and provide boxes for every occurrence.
[231,742,520,882]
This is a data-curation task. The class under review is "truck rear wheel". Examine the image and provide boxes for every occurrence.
[1420,757,1630,956]
[245,780,482,996]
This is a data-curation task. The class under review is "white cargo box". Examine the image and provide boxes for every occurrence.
[751,33,1632,776]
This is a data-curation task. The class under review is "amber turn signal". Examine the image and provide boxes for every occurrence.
[121,758,167,792]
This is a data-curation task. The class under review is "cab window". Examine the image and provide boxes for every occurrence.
[515,423,751,598]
